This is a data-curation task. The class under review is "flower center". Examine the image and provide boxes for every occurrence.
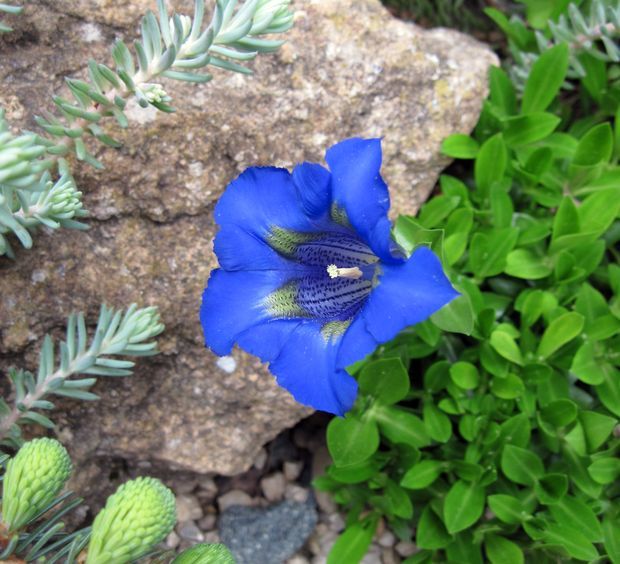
[265,227,380,325]
[326,265,363,279]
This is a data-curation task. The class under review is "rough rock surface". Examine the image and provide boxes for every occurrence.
[0,0,497,494]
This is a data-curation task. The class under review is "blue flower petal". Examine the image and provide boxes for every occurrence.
[268,322,358,415]
[325,138,397,263]
[236,319,302,363]
[335,316,378,370]
[360,246,459,343]
[292,162,332,218]
[215,167,318,236]
[214,224,291,271]
[200,269,292,356]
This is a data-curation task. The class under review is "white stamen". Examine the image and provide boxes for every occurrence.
[327,264,363,279]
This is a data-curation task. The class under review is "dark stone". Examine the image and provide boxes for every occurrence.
[219,498,318,564]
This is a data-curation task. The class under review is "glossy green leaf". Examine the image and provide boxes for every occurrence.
[393,216,444,257]
[326,416,379,467]
[401,460,443,489]
[534,473,568,504]
[541,523,599,561]
[603,518,620,564]
[423,401,452,443]
[571,341,606,385]
[485,534,524,564]
[446,531,484,564]
[441,134,479,158]
[522,43,569,113]
[537,312,584,359]
[358,358,410,405]
[541,399,578,427]
[489,66,516,115]
[573,123,614,166]
[443,480,485,534]
[596,366,620,417]
[383,479,414,519]
[469,228,518,278]
[505,249,552,280]
[501,445,544,486]
[490,330,523,366]
[488,494,526,525]
[579,411,617,451]
[475,134,507,198]
[578,189,620,239]
[416,505,451,550]
[588,457,620,485]
[431,292,474,335]
[499,413,531,448]
[491,373,525,399]
[449,361,479,390]
[375,406,431,448]
[327,517,378,564]
[550,496,602,542]
[503,113,560,146]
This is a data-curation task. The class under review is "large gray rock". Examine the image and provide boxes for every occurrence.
[0,0,496,495]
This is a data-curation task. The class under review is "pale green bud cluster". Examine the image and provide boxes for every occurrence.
[86,477,176,564]
[1,438,72,532]
[0,109,51,189]
[173,543,236,564]
[251,0,293,35]
[141,83,171,105]
[18,172,85,229]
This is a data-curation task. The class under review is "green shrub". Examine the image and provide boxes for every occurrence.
[318,2,620,562]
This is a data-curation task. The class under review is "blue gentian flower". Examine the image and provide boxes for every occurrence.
[201,138,458,415]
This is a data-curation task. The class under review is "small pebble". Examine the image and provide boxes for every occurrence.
[198,512,217,531]
[166,531,180,549]
[218,489,254,512]
[285,484,310,503]
[198,477,218,499]
[325,512,345,532]
[177,520,204,542]
[204,530,221,544]
[381,547,400,564]
[261,472,286,502]
[287,556,310,564]
[361,545,382,564]
[176,494,203,521]
[395,541,418,558]
[378,530,395,548]
[284,460,304,481]
[314,489,337,514]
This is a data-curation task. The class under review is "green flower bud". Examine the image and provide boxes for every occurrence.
[86,477,176,564]
[172,543,235,564]
[1,438,72,532]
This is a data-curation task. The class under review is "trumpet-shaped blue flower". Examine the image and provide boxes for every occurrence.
[201,138,458,415]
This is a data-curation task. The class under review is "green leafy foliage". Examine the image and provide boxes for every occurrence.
[495,0,620,92]
[317,2,620,561]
